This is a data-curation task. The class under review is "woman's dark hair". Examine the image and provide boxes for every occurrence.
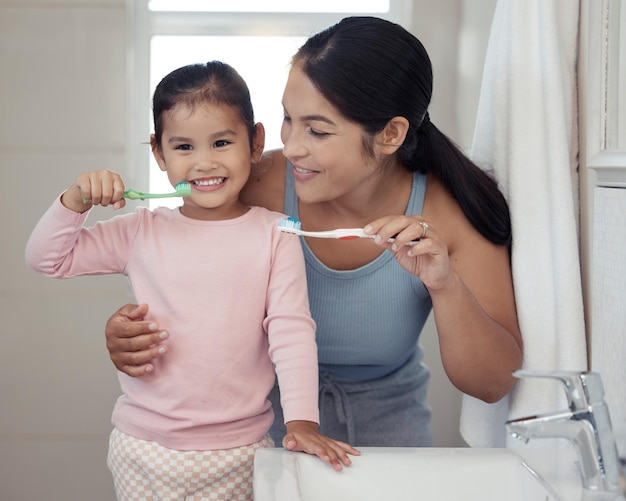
[293,16,511,246]
[152,61,255,150]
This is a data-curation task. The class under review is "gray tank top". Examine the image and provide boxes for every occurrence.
[284,163,433,380]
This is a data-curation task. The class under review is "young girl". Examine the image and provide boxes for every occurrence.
[25,61,357,500]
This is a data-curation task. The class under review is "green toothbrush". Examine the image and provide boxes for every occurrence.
[122,181,192,200]
[80,181,192,203]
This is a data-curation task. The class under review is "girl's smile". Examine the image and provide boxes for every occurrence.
[190,176,227,191]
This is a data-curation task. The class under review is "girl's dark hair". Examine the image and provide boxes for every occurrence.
[152,61,255,150]
[293,16,511,246]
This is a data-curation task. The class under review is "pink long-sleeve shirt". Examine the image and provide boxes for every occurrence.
[25,197,319,450]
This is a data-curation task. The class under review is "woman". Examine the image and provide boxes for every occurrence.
[104,16,522,447]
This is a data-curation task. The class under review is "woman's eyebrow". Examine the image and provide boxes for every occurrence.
[282,103,336,125]
[300,114,336,125]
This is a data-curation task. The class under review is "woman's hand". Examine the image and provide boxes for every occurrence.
[105,303,169,376]
[364,215,452,291]
[283,421,360,471]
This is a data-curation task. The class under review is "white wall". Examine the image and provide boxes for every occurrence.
[0,1,495,499]
[0,1,130,499]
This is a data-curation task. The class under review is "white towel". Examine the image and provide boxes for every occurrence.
[460,0,588,448]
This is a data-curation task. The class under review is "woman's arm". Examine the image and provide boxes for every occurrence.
[427,176,521,402]
[429,235,521,402]
[365,174,522,402]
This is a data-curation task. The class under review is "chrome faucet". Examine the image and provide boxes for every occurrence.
[506,370,623,497]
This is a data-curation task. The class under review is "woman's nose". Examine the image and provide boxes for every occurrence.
[281,125,307,159]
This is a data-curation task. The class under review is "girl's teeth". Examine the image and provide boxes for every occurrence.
[195,178,225,186]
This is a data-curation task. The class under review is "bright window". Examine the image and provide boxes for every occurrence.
[149,0,390,13]
[130,0,412,208]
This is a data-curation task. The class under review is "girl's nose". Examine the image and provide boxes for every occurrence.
[194,153,218,171]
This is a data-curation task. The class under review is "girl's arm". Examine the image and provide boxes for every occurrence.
[25,196,137,279]
[283,420,360,471]
[25,170,137,279]
[266,223,359,469]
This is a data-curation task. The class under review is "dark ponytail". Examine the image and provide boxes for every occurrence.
[416,119,511,246]
[294,16,511,247]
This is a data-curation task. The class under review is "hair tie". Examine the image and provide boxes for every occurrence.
[419,111,430,129]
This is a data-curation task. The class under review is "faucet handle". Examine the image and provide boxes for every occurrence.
[513,370,605,411]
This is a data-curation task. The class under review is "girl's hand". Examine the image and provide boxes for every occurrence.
[364,215,452,291]
[61,169,127,213]
[283,421,360,472]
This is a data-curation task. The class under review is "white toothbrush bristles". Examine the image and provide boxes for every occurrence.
[280,217,302,229]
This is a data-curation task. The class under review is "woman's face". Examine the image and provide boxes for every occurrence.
[280,64,380,205]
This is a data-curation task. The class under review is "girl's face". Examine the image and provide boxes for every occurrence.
[153,102,263,220]
[280,64,380,205]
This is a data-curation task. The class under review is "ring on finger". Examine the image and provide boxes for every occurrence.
[419,221,429,239]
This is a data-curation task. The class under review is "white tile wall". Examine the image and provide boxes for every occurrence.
[0,9,126,150]
[0,2,128,500]
[591,186,626,458]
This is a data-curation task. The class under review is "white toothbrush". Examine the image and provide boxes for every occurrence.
[277,217,418,245]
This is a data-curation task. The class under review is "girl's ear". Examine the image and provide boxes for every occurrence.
[251,123,266,163]
[150,134,167,172]
[377,116,410,154]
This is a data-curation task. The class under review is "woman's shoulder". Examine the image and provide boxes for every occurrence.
[240,149,286,212]
[424,173,490,255]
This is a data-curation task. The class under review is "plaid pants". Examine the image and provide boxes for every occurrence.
[107,428,274,500]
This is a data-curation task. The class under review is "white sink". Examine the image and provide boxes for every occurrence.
[254,447,583,501]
